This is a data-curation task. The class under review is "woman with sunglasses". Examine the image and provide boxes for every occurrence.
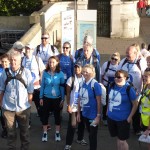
[107,70,138,150]
[101,52,120,125]
[39,56,65,142]
[58,42,74,92]
[140,68,150,150]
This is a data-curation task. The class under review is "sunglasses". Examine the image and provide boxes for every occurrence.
[115,76,124,79]
[41,37,48,40]
[111,57,118,61]
[145,68,150,72]
[63,47,70,49]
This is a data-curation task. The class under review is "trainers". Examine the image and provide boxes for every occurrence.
[55,133,61,141]
[42,133,47,142]
[64,145,71,150]
[76,139,88,146]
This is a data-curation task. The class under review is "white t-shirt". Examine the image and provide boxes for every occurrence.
[101,61,118,86]
[33,44,59,65]
[66,75,84,110]
[22,55,45,89]
[117,57,147,93]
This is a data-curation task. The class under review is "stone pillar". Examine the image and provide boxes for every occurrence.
[110,0,122,38]
[40,12,46,33]
[77,0,88,10]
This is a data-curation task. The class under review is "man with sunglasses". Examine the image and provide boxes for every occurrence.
[117,45,147,135]
[34,32,59,66]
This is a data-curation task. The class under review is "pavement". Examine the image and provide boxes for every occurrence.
[0,15,150,150]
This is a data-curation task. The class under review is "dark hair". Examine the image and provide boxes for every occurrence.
[115,70,128,79]
[45,56,60,73]
[141,43,147,49]
[148,44,150,51]
[0,53,10,60]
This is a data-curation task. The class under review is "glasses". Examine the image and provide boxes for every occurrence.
[41,37,48,40]
[115,76,124,79]
[63,47,70,49]
[111,57,118,61]
[145,68,150,72]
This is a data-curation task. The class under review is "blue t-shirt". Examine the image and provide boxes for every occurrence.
[79,79,102,119]
[107,83,137,121]
[59,54,74,81]
[40,70,65,100]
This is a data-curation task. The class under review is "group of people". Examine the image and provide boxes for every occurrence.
[0,31,150,150]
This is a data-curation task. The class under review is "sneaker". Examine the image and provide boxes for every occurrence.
[55,133,61,141]
[76,139,88,146]
[64,145,71,150]
[42,133,47,142]
[1,129,7,138]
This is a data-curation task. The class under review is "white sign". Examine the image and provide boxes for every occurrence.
[61,10,75,55]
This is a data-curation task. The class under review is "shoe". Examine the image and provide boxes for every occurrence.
[64,145,71,150]
[42,133,47,142]
[55,133,61,141]
[28,125,31,129]
[76,139,88,146]
[139,134,150,143]
[1,129,7,138]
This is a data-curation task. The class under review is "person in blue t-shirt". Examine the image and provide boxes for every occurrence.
[0,54,10,138]
[58,42,74,94]
[39,56,65,142]
[77,64,102,150]
[107,70,138,150]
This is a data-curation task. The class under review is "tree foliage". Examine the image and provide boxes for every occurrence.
[0,0,42,16]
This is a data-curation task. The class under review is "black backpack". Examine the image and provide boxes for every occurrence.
[5,67,27,89]
[36,44,55,55]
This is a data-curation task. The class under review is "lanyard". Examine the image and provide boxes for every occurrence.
[39,44,50,60]
[127,59,137,73]
[111,84,125,101]
[24,56,33,70]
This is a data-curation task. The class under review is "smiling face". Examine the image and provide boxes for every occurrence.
[126,46,137,62]
[48,57,58,71]
[1,57,10,69]
[25,47,33,57]
[143,69,150,84]
[63,43,71,56]
[74,65,82,75]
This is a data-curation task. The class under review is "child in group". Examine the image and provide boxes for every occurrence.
[0,54,10,138]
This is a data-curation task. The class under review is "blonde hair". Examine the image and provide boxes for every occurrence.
[110,52,120,62]
[82,64,95,78]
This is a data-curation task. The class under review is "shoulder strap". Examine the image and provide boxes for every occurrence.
[121,58,128,68]
[51,45,55,53]
[105,61,111,73]
[71,76,75,91]
[126,85,132,101]
[77,48,83,59]
[5,68,12,88]
[91,79,97,98]
[36,45,40,55]
[92,49,97,58]
[135,59,141,71]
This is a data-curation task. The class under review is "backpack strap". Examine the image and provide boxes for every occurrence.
[71,76,75,91]
[77,48,83,59]
[121,58,128,68]
[51,45,55,54]
[91,78,97,99]
[36,45,40,55]
[5,67,27,89]
[105,61,111,73]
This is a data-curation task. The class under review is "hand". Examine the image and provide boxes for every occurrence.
[76,112,81,122]
[60,100,64,108]
[40,99,43,106]
[127,116,132,123]
[94,116,100,125]
[67,105,72,113]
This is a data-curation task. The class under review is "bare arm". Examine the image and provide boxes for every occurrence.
[127,100,138,123]
[28,93,33,105]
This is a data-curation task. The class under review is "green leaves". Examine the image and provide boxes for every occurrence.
[0,0,42,16]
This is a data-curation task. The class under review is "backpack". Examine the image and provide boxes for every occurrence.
[36,44,55,55]
[121,58,141,71]
[5,67,27,89]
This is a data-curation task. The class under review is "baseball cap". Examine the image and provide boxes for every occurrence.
[13,41,24,51]
[74,62,82,67]
[25,43,33,49]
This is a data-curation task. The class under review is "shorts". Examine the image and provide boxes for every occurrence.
[107,117,130,140]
